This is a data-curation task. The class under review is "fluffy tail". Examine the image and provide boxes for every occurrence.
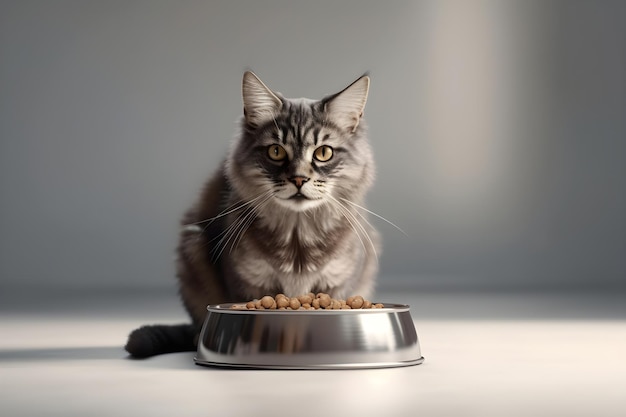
[125,323,197,358]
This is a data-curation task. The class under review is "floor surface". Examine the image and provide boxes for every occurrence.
[1,288,625,417]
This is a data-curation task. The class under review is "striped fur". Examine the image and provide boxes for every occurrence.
[126,72,379,357]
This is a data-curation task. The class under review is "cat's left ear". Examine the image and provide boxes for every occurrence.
[323,74,370,133]
[242,71,283,128]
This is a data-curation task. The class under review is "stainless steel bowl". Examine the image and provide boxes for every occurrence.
[195,303,424,369]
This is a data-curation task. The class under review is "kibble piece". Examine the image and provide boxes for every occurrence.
[261,295,276,309]
[374,303,384,309]
[350,295,364,309]
[298,294,313,305]
[318,294,332,308]
[289,297,301,310]
[276,296,290,309]
[312,298,320,309]
[260,295,273,308]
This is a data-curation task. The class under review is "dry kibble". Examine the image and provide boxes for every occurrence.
[318,294,332,308]
[350,295,364,309]
[261,295,275,309]
[298,294,313,305]
[276,296,290,308]
[289,297,301,310]
[232,293,381,311]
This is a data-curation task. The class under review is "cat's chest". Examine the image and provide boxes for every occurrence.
[231,249,357,298]
[226,213,344,268]
[235,226,334,274]
[228,221,359,296]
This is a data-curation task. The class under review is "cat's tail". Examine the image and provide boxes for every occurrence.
[125,323,198,358]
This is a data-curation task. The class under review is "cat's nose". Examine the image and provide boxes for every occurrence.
[289,176,309,189]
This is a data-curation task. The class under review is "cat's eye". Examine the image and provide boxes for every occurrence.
[313,145,333,162]
[267,145,287,161]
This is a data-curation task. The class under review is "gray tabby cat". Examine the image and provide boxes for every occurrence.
[125,71,379,357]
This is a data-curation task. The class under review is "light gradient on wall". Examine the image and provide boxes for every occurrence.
[1,1,624,292]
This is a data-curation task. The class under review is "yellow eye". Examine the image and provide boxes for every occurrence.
[267,145,287,161]
[313,146,333,162]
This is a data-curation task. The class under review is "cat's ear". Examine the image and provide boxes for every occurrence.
[323,74,370,133]
[242,71,282,127]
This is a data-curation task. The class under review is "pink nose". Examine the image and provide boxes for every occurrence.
[289,176,309,189]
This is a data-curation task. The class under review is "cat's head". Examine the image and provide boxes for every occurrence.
[227,71,375,213]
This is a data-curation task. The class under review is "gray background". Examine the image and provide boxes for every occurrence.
[1,0,624,294]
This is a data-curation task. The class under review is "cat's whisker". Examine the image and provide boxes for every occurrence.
[211,191,275,261]
[192,193,267,227]
[340,198,408,237]
[337,203,375,260]
[206,212,244,246]
[196,191,274,247]
[191,198,253,243]
[326,194,378,260]
[211,205,257,261]
[229,193,275,255]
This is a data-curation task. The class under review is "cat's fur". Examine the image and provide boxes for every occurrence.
[125,72,379,357]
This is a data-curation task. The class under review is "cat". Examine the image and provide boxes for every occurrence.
[125,71,379,357]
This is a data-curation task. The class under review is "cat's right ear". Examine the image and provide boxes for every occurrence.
[242,71,282,128]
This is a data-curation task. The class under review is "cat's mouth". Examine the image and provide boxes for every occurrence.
[275,192,324,211]
[289,192,309,201]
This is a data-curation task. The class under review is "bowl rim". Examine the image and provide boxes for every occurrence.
[206,302,411,314]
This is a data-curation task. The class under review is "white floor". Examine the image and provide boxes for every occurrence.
[1,289,625,417]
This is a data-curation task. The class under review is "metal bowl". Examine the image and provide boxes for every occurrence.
[195,302,424,369]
